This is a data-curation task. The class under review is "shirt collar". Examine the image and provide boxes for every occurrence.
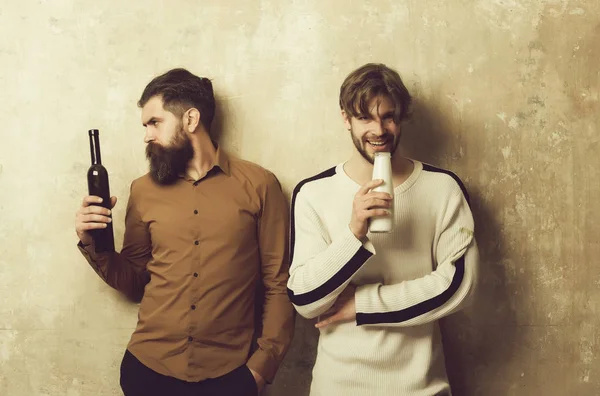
[178,144,231,182]
[213,145,230,176]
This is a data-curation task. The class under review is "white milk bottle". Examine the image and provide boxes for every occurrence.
[369,152,394,233]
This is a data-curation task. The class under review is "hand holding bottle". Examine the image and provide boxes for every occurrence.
[369,152,394,233]
[75,196,118,246]
[348,179,393,241]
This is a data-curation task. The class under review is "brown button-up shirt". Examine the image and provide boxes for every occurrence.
[78,148,295,383]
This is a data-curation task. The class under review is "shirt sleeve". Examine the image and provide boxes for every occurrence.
[287,187,375,319]
[354,187,479,327]
[77,180,152,302]
[246,171,296,384]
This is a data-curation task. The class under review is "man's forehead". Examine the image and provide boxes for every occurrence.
[357,95,395,115]
[141,97,165,119]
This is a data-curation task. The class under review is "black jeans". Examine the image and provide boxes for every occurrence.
[120,350,259,396]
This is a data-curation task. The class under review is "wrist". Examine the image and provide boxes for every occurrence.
[248,366,266,389]
[348,224,365,241]
[78,236,92,246]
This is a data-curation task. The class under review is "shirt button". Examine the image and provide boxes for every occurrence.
[188,336,193,342]
[193,273,198,277]
[194,210,198,214]
[191,305,196,310]
[194,241,199,245]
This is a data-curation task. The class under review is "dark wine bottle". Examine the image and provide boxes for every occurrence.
[87,129,115,253]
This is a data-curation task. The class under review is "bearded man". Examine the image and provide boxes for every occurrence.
[75,68,294,396]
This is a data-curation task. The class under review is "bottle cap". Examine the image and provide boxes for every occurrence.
[88,129,99,136]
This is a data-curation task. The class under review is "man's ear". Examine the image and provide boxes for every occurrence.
[183,108,201,133]
[341,110,352,131]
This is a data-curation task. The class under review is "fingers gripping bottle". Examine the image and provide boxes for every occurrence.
[369,152,394,233]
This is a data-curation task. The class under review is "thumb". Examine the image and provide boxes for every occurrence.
[110,196,118,209]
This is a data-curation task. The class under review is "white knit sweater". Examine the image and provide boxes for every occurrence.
[287,160,479,396]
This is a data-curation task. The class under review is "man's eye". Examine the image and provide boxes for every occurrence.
[357,116,369,121]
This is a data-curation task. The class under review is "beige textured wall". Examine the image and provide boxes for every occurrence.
[1,1,598,395]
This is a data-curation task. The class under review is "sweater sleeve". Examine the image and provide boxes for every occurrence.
[354,187,479,327]
[287,187,374,319]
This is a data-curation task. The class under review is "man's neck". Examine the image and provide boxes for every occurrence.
[186,131,217,181]
[344,152,414,187]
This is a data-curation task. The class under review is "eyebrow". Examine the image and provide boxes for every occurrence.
[142,117,161,127]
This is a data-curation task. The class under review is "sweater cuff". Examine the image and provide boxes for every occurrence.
[344,225,376,255]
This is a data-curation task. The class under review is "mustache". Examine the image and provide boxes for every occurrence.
[146,141,166,158]
[363,133,394,141]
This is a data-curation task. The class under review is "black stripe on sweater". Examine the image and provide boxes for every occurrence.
[289,166,336,262]
[355,255,465,325]
[288,246,372,306]
[356,256,465,326]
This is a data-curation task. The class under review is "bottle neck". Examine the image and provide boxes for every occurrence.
[373,154,391,169]
[89,133,102,165]
[373,153,391,162]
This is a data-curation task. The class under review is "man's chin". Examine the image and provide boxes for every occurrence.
[356,150,375,164]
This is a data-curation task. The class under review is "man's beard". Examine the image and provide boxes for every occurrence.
[145,130,194,185]
[350,129,400,164]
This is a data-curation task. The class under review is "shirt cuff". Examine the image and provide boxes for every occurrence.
[246,348,278,384]
[77,240,94,259]
[77,240,107,276]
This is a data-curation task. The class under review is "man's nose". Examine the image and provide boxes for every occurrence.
[372,120,385,136]
[144,128,155,144]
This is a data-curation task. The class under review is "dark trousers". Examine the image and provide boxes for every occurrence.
[120,350,259,396]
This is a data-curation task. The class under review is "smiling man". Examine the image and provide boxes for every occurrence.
[75,68,294,396]
[287,63,479,396]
